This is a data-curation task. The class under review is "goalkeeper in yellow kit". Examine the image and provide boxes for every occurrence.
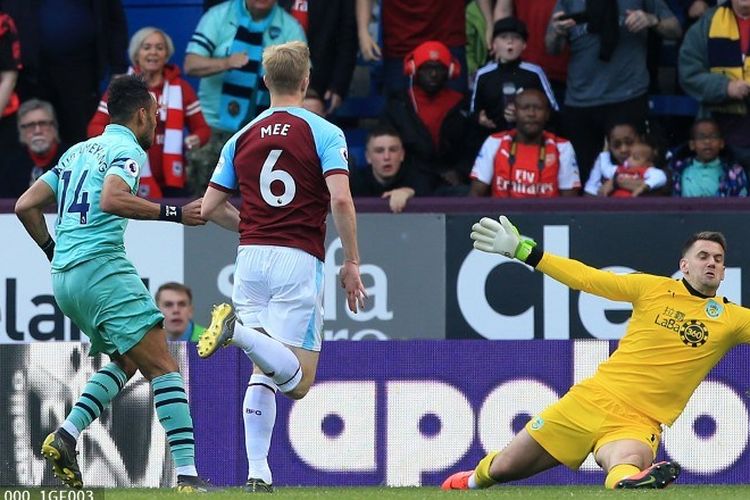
[442,215,750,490]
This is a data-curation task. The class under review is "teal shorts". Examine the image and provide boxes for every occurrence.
[52,254,164,356]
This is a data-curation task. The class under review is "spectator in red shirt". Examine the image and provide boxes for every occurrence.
[380,41,476,194]
[470,88,580,198]
[87,27,211,199]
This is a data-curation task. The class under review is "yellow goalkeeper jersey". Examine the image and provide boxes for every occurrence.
[537,252,750,426]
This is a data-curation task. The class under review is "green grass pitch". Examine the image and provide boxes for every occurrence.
[85,485,750,499]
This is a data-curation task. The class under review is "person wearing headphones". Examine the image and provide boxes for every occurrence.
[379,40,475,195]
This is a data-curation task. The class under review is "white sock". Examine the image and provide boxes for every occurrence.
[61,421,80,441]
[175,465,198,477]
[468,473,478,489]
[244,374,277,484]
[232,323,303,393]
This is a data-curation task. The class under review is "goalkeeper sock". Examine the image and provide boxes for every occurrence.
[244,374,277,484]
[151,372,197,477]
[605,463,640,489]
[63,362,127,440]
[232,323,303,393]
[471,451,499,489]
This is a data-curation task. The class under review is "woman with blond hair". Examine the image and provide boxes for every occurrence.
[88,27,211,198]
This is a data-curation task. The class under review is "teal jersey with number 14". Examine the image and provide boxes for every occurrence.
[39,125,147,272]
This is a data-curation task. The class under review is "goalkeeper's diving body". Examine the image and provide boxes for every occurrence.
[443,215,750,490]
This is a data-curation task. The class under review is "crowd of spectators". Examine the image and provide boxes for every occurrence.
[1,0,749,211]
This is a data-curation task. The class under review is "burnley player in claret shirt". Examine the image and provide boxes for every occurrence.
[198,41,366,492]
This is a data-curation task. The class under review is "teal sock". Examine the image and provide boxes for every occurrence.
[64,362,127,437]
[151,372,196,472]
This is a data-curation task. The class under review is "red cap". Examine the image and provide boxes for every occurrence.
[408,41,452,70]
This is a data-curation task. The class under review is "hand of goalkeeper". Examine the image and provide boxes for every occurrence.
[470,215,537,262]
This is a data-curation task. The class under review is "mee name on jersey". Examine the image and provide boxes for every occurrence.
[209,108,349,261]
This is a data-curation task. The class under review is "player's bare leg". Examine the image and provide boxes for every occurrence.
[596,439,680,489]
[285,345,319,399]
[126,326,213,492]
[442,429,560,489]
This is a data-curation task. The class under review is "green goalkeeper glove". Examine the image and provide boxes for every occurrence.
[470,215,537,262]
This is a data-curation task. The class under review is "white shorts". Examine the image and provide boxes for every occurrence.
[232,245,324,352]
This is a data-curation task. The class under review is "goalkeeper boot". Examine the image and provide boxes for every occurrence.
[198,303,236,358]
[441,470,473,490]
[176,474,215,493]
[41,429,83,489]
[615,461,681,489]
[244,478,274,493]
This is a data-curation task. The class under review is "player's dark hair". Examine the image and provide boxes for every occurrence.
[689,118,722,140]
[681,231,727,257]
[107,74,153,124]
[155,282,193,304]
[366,124,402,146]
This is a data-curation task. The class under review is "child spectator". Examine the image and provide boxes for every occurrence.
[671,118,748,197]
[598,139,667,197]
[471,17,558,135]
[585,122,666,197]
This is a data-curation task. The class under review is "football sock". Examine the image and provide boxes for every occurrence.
[231,323,303,393]
[244,374,277,484]
[151,372,197,476]
[605,463,640,489]
[471,451,499,489]
[63,362,127,440]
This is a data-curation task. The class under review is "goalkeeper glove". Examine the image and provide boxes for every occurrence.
[470,215,537,261]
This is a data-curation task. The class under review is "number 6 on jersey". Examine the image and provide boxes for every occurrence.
[260,149,295,207]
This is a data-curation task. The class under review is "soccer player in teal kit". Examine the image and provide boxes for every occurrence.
[15,75,211,492]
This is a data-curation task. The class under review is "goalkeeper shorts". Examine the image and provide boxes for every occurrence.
[525,381,662,469]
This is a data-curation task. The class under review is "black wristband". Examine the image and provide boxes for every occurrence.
[40,236,55,262]
[525,246,544,268]
[159,204,182,223]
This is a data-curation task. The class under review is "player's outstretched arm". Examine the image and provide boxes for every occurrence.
[200,185,240,232]
[100,175,207,226]
[470,215,647,302]
[326,173,367,313]
[15,179,57,261]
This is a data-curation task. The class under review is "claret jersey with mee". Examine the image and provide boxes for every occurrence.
[209,107,349,261]
[537,252,750,425]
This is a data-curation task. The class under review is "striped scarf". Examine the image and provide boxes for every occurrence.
[707,6,750,115]
[217,0,273,132]
[116,67,185,198]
